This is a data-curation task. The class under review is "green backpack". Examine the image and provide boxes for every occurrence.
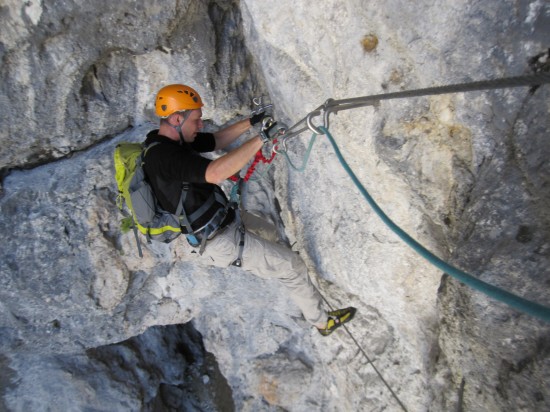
[114,142,182,256]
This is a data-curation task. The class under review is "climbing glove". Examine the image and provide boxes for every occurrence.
[250,111,268,126]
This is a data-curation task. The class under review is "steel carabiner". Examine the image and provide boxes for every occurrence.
[306,98,335,135]
[306,110,324,135]
[251,96,273,116]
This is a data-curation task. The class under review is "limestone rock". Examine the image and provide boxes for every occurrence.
[1,0,549,411]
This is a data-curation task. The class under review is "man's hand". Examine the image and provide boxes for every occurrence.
[250,111,268,126]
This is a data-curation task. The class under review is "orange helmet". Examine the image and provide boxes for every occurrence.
[155,84,203,117]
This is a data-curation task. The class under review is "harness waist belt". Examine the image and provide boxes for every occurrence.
[186,207,234,247]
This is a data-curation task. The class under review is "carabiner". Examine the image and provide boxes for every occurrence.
[322,98,334,132]
[271,123,289,154]
[273,136,289,154]
[306,110,324,135]
[252,96,273,116]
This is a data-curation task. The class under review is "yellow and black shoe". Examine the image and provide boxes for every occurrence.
[317,307,357,336]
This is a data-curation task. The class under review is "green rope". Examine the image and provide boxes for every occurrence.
[318,126,550,323]
[248,163,273,181]
[248,134,317,180]
[280,134,318,171]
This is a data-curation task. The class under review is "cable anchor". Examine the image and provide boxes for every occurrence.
[251,95,274,116]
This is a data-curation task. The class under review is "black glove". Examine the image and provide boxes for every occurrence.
[250,111,268,126]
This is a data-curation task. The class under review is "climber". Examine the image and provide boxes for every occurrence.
[142,84,356,335]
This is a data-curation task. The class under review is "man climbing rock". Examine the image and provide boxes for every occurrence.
[143,84,356,336]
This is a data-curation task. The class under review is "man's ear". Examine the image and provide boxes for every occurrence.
[167,113,179,126]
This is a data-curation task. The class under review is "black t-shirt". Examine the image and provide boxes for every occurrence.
[143,130,231,231]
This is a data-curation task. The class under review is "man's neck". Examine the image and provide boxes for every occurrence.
[158,124,180,142]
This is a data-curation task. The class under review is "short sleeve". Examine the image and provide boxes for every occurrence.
[191,133,216,152]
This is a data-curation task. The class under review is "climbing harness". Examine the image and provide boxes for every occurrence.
[178,183,232,254]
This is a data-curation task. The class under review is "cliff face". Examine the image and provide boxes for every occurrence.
[1,1,549,410]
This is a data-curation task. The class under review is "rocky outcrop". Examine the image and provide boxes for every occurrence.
[0,0,264,175]
[1,0,549,411]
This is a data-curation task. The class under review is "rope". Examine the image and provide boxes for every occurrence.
[319,294,409,411]
[229,142,278,183]
[280,134,318,172]
[317,125,550,323]
[231,134,318,183]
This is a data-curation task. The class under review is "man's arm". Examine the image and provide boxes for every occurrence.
[213,119,252,150]
[205,135,263,184]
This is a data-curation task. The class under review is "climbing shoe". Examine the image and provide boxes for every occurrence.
[317,307,357,336]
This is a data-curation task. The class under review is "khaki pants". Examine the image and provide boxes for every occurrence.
[201,212,326,326]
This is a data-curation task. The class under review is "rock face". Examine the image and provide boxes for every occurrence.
[1,0,549,411]
[3,324,234,411]
[0,0,264,174]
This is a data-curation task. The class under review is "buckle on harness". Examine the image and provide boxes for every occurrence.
[186,234,200,247]
[186,208,229,253]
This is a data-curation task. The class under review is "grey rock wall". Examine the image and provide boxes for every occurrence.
[0,0,264,175]
[434,84,550,411]
[1,0,549,411]
[3,323,234,411]
[241,0,550,410]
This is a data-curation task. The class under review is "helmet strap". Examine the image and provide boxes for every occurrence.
[170,111,191,145]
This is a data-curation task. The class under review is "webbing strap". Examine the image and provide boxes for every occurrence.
[198,207,228,255]
[187,191,214,222]
[188,190,227,222]
[143,141,161,157]
[121,207,144,258]
[134,142,162,253]
[132,224,143,258]
[232,216,246,267]
[178,185,195,236]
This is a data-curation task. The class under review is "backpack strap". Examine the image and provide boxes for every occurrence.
[121,208,144,258]
[177,183,200,246]
[141,141,162,244]
[133,221,144,257]
[143,141,161,155]
[188,189,227,223]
